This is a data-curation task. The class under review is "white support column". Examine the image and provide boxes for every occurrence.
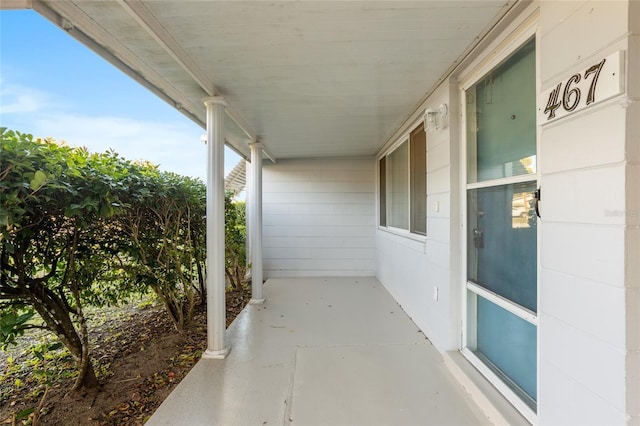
[245,159,252,281]
[249,143,265,304]
[202,96,230,359]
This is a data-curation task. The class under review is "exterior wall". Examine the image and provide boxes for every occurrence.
[625,3,640,423]
[258,1,637,423]
[262,157,376,278]
[375,82,461,354]
[375,1,637,423]
[536,1,635,423]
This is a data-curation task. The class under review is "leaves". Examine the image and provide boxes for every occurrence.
[0,310,35,350]
[14,407,34,421]
[0,129,245,394]
[29,170,46,192]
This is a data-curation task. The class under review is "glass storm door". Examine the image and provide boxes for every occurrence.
[464,38,538,415]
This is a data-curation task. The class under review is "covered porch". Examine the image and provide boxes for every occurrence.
[149,277,517,425]
[7,0,638,423]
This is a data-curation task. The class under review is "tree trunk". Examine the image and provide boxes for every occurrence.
[28,281,98,389]
[153,285,185,331]
[70,275,98,391]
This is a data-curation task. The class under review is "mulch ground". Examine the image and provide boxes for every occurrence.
[0,288,251,425]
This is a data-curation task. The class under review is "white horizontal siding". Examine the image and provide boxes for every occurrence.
[537,1,634,423]
[375,82,458,353]
[265,248,375,260]
[264,192,373,205]
[263,157,375,277]
[264,225,372,238]
[264,236,374,249]
[263,214,374,227]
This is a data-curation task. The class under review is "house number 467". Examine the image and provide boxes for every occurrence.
[543,58,606,120]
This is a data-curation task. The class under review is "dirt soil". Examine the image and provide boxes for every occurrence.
[0,289,251,425]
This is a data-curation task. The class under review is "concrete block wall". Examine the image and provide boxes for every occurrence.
[537,1,635,423]
[262,157,376,278]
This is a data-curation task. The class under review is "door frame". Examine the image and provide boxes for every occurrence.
[458,14,541,425]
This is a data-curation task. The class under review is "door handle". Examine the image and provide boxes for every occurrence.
[534,188,541,219]
[473,228,484,248]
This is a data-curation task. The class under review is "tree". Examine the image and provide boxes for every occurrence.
[118,171,207,331]
[0,130,133,389]
[224,192,247,291]
[1,128,242,389]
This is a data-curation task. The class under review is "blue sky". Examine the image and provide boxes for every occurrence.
[0,10,240,181]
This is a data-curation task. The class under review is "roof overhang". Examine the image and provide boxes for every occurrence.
[30,0,519,161]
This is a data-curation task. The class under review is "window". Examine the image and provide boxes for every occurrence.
[379,122,426,235]
[379,157,386,227]
[410,124,426,234]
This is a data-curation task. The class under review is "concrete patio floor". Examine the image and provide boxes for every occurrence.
[148,277,493,426]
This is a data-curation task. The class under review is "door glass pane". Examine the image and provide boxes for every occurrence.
[468,292,537,407]
[388,141,408,229]
[467,181,537,311]
[467,38,536,183]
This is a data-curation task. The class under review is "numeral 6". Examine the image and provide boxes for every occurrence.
[562,73,581,111]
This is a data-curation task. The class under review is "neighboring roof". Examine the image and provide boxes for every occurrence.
[224,160,246,193]
[29,1,515,160]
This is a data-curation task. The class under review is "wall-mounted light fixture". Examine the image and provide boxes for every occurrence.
[424,104,448,132]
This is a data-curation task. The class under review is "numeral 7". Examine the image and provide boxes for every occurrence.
[584,58,606,105]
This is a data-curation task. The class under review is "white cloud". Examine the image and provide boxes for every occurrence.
[1,81,242,181]
[34,113,210,180]
[0,80,50,114]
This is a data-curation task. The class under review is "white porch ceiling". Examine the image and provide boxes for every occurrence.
[34,0,514,160]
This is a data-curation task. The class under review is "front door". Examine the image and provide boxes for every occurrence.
[463,37,538,418]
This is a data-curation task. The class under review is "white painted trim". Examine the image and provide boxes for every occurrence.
[534,28,542,419]
[116,0,216,95]
[249,143,265,304]
[379,135,409,160]
[117,0,261,147]
[466,282,538,326]
[444,351,530,425]
[202,347,231,360]
[465,174,537,191]
[458,10,541,422]
[378,226,427,244]
[462,348,537,424]
[458,9,540,91]
[260,144,277,164]
[1,0,31,9]
[204,96,229,359]
[35,0,205,127]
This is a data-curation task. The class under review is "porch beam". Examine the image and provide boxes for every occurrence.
[35,0,203,124]
[1,0,32,10]
[202,96,230,359]
[116,0,258,144]
[248,143,265,304]
[260,144,277,164]
[116,0,215,94]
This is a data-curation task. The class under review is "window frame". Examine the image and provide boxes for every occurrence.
[378,121,427,239]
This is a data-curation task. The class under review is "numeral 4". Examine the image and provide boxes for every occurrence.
[544,83,562,119]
